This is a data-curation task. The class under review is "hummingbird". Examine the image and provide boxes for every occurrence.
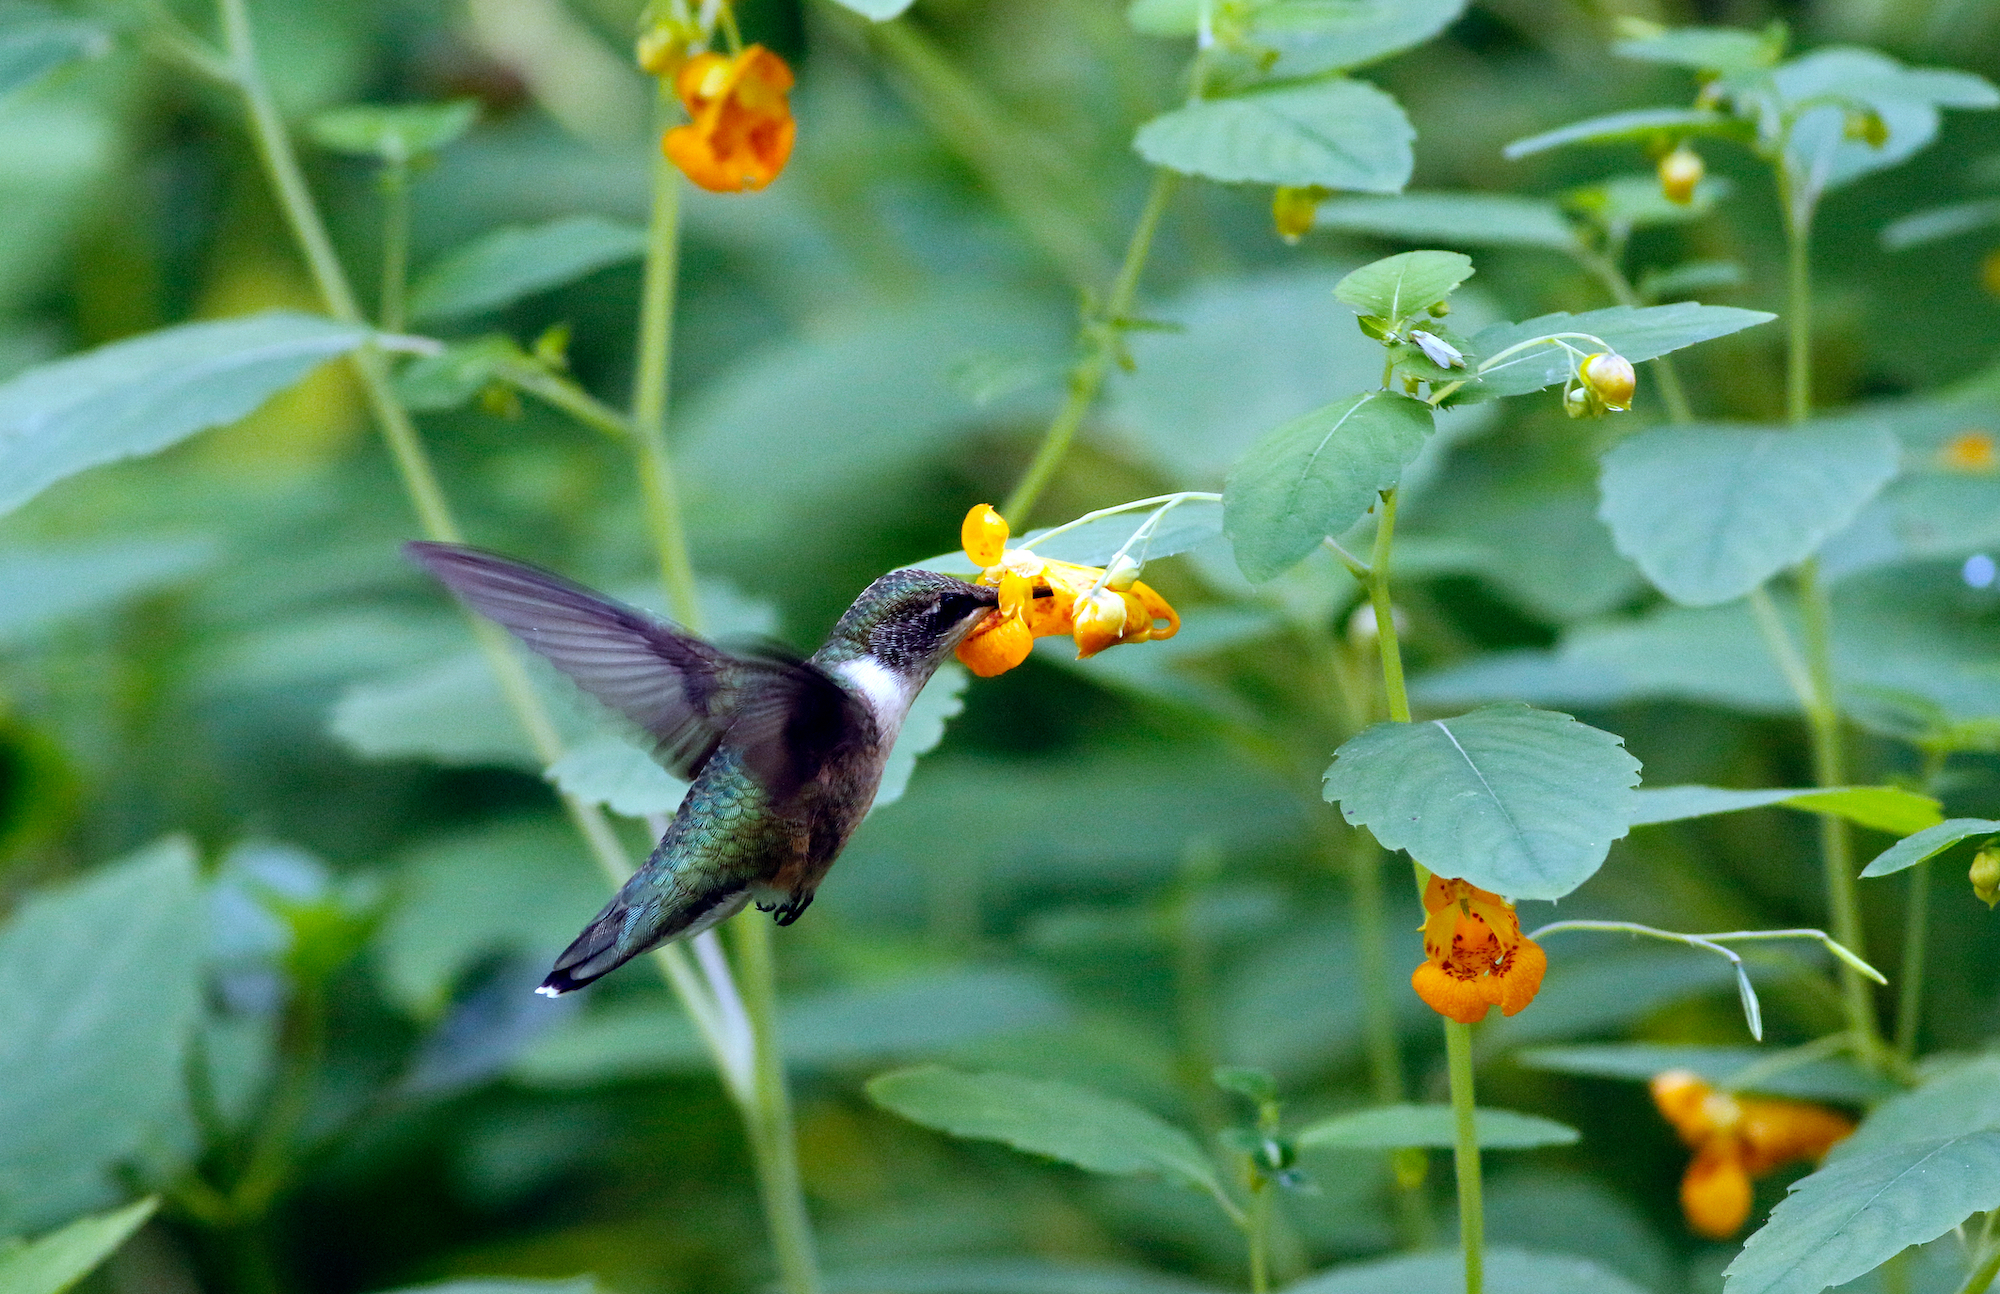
[404,542,999,994]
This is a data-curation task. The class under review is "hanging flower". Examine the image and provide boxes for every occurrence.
[662,45,795,193]
[1271,186,1325,244]
[1658,144,1704,205]
[1410,876,1547,1024]
[1579,352,1636,412]
[952,503,1180,678]
[1649,1070,1855,1239]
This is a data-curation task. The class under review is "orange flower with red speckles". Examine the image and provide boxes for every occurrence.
[663,45,795,193]
[1411,876,1547,1025]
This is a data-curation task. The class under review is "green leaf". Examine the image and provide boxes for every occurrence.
[1859,818,2000,878]
[0,840,204,1231]
[0,540,213,646]
[1630,785,1944,835]
[867,1066,1223,1200]
[1332,251,1474,322]
[1766,49,1999,202]
[1027,498,1227,567]
[1288,1248,1648,1294]
[1722,1132,2000,1294]
[1321,704,1641,900]
[1133,79,1414,192]
[1502,107,1736,160]
[0,2,109,99]
[1295,1104,1577,1150]
[1613,25,1782,74]
[306,99,479,161]
[1881,198,2000,250]
[0,1198,157,1294]
[1468,303,1775,399]
[517,969,1071,1084]
[822,0,916,18]
[331,650,552,770]
[0,312,376,518]
[1517,1043,1894,1103]
[407,215,647,322]
[873,664,970,811]
[393,334,526,410]
[1638,259,1745,303]
[1127,0,1464,79]
[1309,192,1578,251]
[545,733,688,818]
[1566,173,1734,234]
[1223,391,1434,583]
[1598,420,1901,606]
[1834,1057,2000,1161]
[368,1281,603,1294]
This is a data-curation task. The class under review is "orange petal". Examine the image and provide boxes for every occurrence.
[961,504,1008,567]
[1737,1098,1855,1174]
[955,614,1032,677]
[1681,1140,1753,1239]
[1651,1070,1718,1145]
[1411,961,1492,1024]
[1129,580,1178,640]
[1495,935,1546,1016]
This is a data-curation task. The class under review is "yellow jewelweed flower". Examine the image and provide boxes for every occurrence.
[951,504,1179,678]
[1410,876,1547,1025]
[1650,1070,1854,1239]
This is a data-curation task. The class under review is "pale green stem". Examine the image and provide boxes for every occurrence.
[1784,175,1814,429]
[1959,1214,2000,1294]
[378,157,410,334]
[631,87,701,628]
[1897,747,1949,1062]
[1367,490,1410,724]
[1246,1179,1272,1294]
[212,0,739,1139]
[1001,167,1178,526]
[1445,1020,1484,1294]
[731,915,823,1294]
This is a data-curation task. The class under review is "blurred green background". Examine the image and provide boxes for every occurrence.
[4,1,2000,1292]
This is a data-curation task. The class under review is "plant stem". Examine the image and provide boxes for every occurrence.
[1001,168,1178,526]
[377,158,410,334]
[1784,188,1813,429]
[1959,1220,2000,1294]
[730,915,824,1294]
[1897,747,1948,1062]
[631,87,701,628]
[1367,490,1410,723]
[1445,1020,1485,1294]
[1246,1179,1272,1294]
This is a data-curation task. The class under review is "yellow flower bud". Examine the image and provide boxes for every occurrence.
[1658,145,1704,205]
[1072,588,1129,658]
[1580,352,1636,412]
[961,503,1009,568]
[1971,847,2000,909]
[1271,186,1322,245]
[635,26,684,77]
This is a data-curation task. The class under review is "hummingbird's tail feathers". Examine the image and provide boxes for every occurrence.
[537,878,754,995]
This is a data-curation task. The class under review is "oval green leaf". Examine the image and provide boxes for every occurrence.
[1295,1103,1578,1150]
[1599,420,1901,607]
[1630,785,1944,835]
[1860,817,2000,878]
[1310,192,1577,251]
[1612,26,1782,75]
[1468,303,1775,399]
[1332,251,1473,322]
[1223,391,1433,583]
[407,215,647,322]
[1322,704,1641,900]
[1134,78,1414,192]
[1502,107,1737,160]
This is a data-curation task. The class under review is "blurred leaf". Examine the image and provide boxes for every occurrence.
[375,820,608,1015]
[1128,0,1464,79]
[369,1282,603,1294]
[0,539,213,646]
[873,664,969,811]
[1406,480,1642,623]
[1638,259,1745,303]
[515,967,1072,1083]
[1308,192,1577,251]
[1613,25,1782,74]
[1599,421,1900,606]
[1630,785,1943,835]
[1133,79,1414,191]
[393,335,526,410]
[1722,1132,2000,1294]
[1295,1104,1578,1150]
[1881,198,2000,249]
[1834,1057,2000,1160]
[826,1259,1227,1294]
[407,216,646,322]
[0,839,204,1231]
[1287,1247,1647,1294]
[0,1198,156,1294]
[1517,1043,1893,1103]
[1860,818,2000,878]
[825,0,916,18]
[1503,108,1738,160]
[868,1066,1224,1200]
[1764,49,1999,204]
[332,650,552,769]
[1566,174,1734,234]
[1322,704,1640,900]
[1223,391,1434,582]
[0,2,108,99]
[545,733,687,817]
[0,312,376,518]
[1469,303,1775,399]
[307,99,479,161]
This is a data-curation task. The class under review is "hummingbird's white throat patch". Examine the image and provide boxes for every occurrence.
[835,656,918,732]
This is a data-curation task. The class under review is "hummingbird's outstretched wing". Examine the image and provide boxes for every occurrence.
[406,542,866,799]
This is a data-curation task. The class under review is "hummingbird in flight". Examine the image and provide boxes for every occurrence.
[405,542,999,995]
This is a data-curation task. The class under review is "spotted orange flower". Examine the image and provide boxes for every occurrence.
[663,45,795,193]
[1411,876,1547,1024]
[1650,1070,1855,1239]
[952,504,1179,678]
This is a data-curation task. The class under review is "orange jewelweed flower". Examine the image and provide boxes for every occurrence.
[1410,876,1547,1025]
[951,504,1179,678]
[663,45,795,193]
[1649,1069,1855,1239]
